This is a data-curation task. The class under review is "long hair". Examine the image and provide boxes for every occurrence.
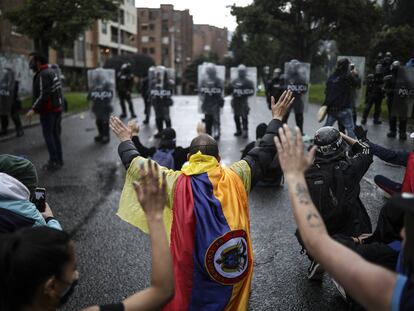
[0,227,71,311]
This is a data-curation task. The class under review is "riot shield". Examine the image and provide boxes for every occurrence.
[284,61,310,113]
[337,56,365,106]
[87,68,116,117]
[0,68,15,116]
[230,66,257,96]
[197,63,225,113]
[391,66,414,118]
[148,66,174,99]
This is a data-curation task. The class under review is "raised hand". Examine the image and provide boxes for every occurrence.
[274,124,316,178]
[271,90,294,121]
[109,116,131,142]
[128,119,140,137]
[133,160,167,221]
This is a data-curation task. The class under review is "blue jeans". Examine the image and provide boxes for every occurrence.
[325,108,356,138]
[40,111,63,164]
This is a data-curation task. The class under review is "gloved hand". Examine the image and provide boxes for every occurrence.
[351,141,370,155]
[354,125,368,141]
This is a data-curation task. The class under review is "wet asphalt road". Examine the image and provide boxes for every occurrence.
[1,95,412,311]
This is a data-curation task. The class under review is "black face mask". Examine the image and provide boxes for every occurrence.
[29,61,37,72]
[59,274,79,305]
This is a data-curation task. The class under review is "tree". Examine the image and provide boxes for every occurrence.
[5,0,118,59]
[231,0,382,63]
[383,0,414,28]
[369,25,414,65]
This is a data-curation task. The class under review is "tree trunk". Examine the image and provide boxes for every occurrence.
[34,37,50,61]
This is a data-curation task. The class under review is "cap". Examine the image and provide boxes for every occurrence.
[0,154,38,193]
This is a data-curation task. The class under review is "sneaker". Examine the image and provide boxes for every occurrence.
[387,131,396,138]
[361,118,367,125]
[143,117,149,125]
[331,278,348,302]
[307,260,324,280]
[130,113,137,119]
[94,135,102,142]
[400,133,407,140]
[214,134,220,140]
[234,131,242,137]
[373,120,382,125]
[119,113,127,119]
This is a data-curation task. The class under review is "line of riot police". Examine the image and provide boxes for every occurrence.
[362,51,414,140]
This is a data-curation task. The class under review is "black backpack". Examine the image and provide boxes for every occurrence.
[305,160,350,234]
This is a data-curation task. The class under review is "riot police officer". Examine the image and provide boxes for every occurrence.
[149,66,174,138]
[266,68,283,110]
[88,69,114,144]
[361,64,384,125]
[0,68,23,136]
[282,60,308,134]
[117,63,135,119]
[199,63,224,140]
[231,64,255,138]
[384,61,407,140]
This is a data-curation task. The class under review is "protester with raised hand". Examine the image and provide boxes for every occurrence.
[0,161,173,311]
[110,91,294,311]
[274,124,413,311]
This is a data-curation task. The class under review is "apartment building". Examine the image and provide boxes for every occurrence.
[193,24,228,61]
[136,5,193,75]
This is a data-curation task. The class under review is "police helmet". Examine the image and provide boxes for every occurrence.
[391,60,400,70]
[313,127,347,157]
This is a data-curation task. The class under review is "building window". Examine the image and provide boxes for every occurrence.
[141,24,148,31]
[101,22,107,34]
[162,37,169,44]
[149,11,158,20]
[149,37,155,43]
[111,26,119,43]
[141,36,149,43]
[149,24,155,31]
[140,10,146,17]
[143,47,148,54]
[149,48,155,54]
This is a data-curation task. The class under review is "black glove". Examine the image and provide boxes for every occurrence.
[351,141,370,155]
[354,125,368,141]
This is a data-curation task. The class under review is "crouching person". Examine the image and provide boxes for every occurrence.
[0,154,62,233]
[275,125,413,311]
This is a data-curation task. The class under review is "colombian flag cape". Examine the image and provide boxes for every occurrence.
[118,152,253,311]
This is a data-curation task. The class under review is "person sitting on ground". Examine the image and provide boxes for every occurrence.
[353,126,414,196]
[110,91,294,311]
[0,154,61,233]
[274,124,414,311]
[127,120,205,170]
[300,126,373,280]
[0,161,174,311]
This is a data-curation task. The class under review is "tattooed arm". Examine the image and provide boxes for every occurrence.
[275,125,397,311]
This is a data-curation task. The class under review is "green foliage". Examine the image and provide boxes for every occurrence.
[5,0,118,57]
[369,25,414,65]
[22,92,88,112]
[232,0,382,64]
[383,0,414,28]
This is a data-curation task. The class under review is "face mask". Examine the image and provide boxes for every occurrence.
[59,271,79,305]
[29,60,37,72]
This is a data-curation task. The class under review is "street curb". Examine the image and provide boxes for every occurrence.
[0,110,84,143]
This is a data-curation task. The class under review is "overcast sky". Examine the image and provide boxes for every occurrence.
[135,0,252,31]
